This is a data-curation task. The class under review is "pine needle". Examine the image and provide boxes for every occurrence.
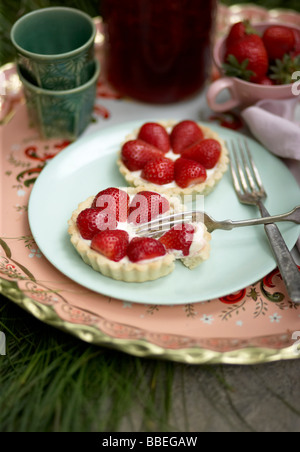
[0,298,175,432]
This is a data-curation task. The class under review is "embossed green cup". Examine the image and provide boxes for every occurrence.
[17,59,100,139]
[11,7,96,90]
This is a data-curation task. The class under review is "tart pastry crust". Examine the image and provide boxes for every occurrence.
[117,120,229,197]
[68,188,211,283]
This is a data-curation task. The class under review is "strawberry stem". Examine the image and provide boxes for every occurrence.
[223,54,255,81]
[243,19,259,36]
[270,54,300,85]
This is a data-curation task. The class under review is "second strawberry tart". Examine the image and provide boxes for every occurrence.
[117,120,229,197]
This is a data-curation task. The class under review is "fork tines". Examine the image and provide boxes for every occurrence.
[135,211,200,238]
[229,139,267,203]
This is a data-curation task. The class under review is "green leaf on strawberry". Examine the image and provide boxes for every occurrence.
[223,54,255,81]
[269,54,300,85]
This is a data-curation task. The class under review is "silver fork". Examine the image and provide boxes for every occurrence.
[229,138,300,303]
[134,207,300,237]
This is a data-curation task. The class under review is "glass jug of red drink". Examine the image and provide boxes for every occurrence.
[102,0,217,104]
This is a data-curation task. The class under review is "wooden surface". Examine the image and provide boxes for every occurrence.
[168,360,300,432]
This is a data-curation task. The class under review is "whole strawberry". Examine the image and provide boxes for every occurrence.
[91,230,129,262]
[174,158,207,189]
[127,237,166,263]
[141,157,175,185]
[263,25,296,61]
[224,34,269,83]
[138,122,170,153]
[121,139,163,171]
[128,191,170,224]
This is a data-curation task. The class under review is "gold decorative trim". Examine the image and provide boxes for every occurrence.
[1,275,299,365]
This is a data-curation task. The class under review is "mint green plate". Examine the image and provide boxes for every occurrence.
[28,121,300,305]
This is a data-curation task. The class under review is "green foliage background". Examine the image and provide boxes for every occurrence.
[1,0,300,66]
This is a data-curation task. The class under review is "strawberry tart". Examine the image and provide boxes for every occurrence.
[117,120,229,196]
[68,187,211,282]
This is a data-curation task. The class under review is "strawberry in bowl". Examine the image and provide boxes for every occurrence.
[68,187,211,282]
[207,21,300,112]
[117,120,229,197]
[223,21,300,86]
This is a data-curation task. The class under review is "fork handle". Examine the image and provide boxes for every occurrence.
[217,206,300,230]
[258,202,300,303]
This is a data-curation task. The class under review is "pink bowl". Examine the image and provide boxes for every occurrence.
[207,22,300,112]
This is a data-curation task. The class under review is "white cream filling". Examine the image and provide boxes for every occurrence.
[116,221,136,240]
[189,223,206,257]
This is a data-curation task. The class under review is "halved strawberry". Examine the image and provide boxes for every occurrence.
[263,25,296,61]
[138,123,170,153]
[174,158,207,189]
[92,187,129,222]
[127,237,166,263]
[170,120,204,154]
[121,139,164,171]
[128,191,170,225]
[141,157,175,185]
[91,230,129,262]
[159,224,195,257]
[76,208,118,240]
[182,139,221,169]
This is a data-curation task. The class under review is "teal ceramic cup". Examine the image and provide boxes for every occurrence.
[11,7,96,90]
[18,59,100,139]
